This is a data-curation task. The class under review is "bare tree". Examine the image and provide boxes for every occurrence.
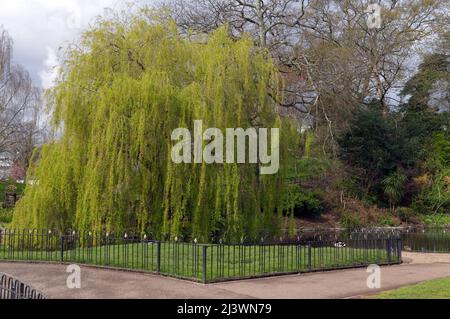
[160,0,448,154]
[310,1,444,113]
[160,0,314,124]
[165,0,310,48]
[0,27,41,176]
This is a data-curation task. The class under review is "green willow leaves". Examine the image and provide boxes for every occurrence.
[12,15,299,241]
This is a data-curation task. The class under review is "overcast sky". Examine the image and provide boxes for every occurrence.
[0,0,155,89]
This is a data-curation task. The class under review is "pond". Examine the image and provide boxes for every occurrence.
[284,227,450,254]
[401,227,450,253]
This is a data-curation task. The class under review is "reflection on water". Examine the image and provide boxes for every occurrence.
[281,228,401,243]
[286,227,449,253]
[401,227,450,253]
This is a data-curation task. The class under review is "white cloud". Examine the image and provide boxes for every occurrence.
[0,0,134,88]
[39,46,59,89]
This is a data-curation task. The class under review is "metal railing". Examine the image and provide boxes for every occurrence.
[0,229,402,283]
[402,227,450,253]
[0,273,46,299]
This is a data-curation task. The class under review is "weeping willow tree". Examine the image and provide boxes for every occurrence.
[12,12,299,241]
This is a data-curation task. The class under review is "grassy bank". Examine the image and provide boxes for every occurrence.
[373,277,450,299]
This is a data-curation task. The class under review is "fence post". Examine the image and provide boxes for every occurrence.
[19,282,24,299]
[397,238,402,263]
[202,245,207,284]
[13,281,18,300]
[307,241,312,272]
[157,241,161,273]
[60,235,64,263]
[386,239,392,264]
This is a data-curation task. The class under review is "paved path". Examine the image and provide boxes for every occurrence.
[1,255,450,299]
[402,251,450,264]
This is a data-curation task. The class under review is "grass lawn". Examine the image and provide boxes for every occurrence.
[373,277,450,299]
[0,238,392,282]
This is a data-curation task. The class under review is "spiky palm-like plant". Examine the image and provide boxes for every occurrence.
[382,171,407,212]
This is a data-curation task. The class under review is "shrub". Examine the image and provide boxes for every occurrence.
[289,157,331,180]
[0,208,13,224]
[338,106,398,198]
[340,212,363,229]
[283,185,324,218]
[382,171,407,210]
[377,214,396,227]
[412,132,450,214]
[412,170,449,214]
[395,207,416,223]
[5,184,17,193]
[422,214,450,227]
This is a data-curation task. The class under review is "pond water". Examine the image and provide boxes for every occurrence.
[401,227,450,253]
[284,227,449,253]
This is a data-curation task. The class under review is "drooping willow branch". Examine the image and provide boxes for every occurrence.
[12,18,299,242]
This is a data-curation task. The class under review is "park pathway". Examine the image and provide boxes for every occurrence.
[1,253,449,299]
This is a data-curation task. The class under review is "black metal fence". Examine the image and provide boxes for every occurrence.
[0,229,402,283]
[0,273,46,299]
[402,227,450,253]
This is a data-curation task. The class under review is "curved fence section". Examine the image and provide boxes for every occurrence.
[0,273,46,299]
[0,229,402,283]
